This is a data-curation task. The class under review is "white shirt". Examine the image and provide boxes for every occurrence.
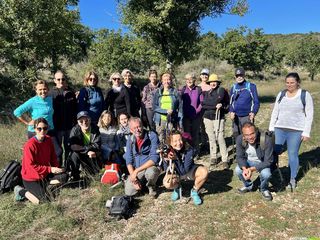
[246,144,261,162]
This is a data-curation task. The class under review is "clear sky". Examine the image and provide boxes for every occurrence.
[78,0,320,35]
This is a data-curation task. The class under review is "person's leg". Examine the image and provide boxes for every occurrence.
[21,180,46,204]
[124,170,146,196]
[155,120,167,143]
[146,108,155,131]
[259,168,272,191]
[55,130,64,166]
[191,116,201,155]
[145,166,160,196]
[235,164,253,189]
[183,117,192,137]
[62,130,71,165]
[274,128,287,155]
[69,152,82,180]
[203,118,217,161]
[286,130,302,181]
[216,119,228,163]
[193,166,208,190]
[232,115,241,139]
[48,130,63,164]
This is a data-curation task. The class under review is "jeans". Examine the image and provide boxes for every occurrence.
[235,161,271,191]
[274,128,302,180]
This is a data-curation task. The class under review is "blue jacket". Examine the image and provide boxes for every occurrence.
[229,80,260,117]
[163,147,195,176]
[13,95,54,132]
[78,86,104,124]
[124,130,160,168]
[153,87,183,127]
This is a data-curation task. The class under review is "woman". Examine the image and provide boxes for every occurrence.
[78,71,104,124]
[163,130,208,205]
[122,69,141,117]
[153,72,183,142]
[141,69,161,130]
[105,72,131,117]
[116,113,131,153]
[13,80,62,157]
[14,118,67,204]
[202,74,230,168]
[269,72,314,190]
[98,110,119,162]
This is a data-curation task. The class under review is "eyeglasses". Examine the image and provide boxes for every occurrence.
[78,119,89,124]
[112,78,121,81]
[36,126,48,131]
[56,78,65,81]
[89,77,96,81]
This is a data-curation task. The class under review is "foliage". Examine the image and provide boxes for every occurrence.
[119,0,248,68]
[219,27,283,74]
[197,31,221,60]
[87,29,163,77]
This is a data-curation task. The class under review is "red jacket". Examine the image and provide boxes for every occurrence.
[21,136,59,181]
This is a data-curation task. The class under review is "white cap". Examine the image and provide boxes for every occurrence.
[200,68,209,75]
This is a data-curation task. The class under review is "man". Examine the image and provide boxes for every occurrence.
[229,67,260,139]
[122,69,141,117]
[68,111,101,180]
[181,73,203,157]
[124,117,160,197]
[235,122,273,201]
[49,70,77,165]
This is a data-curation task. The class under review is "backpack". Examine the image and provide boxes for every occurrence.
[108,195,134,219]
[230,81,253,105]
[101,163,121,185]
[0,160,22,194]
[241,129,274,151]
[278,89,306,115]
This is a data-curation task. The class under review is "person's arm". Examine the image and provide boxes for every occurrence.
[254,135,273,172]
[182,148,195,173]
[268,92,281,132]
[141,85,148,106]
[123,88,132,116]
[235,135,248,169]
[302,91,314,138]
[13,98,34,126]
[177,90,183,129]
[195,90,203,114]
[77,88,89,112]
[48,138,60,168]
[251,84,260,115]
[229,85,235,113]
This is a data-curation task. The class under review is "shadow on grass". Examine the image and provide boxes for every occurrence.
[259,95,276,104]
[203,169,233,194]
[297,147,320,182]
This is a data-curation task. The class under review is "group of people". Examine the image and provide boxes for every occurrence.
[12,67,313,205]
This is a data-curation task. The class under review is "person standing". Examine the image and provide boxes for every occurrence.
[122,69,141,117]
[269,72,314,190]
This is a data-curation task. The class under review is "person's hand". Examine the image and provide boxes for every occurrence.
[87,151,96,158]
[249,112,255,122]
[242,168,252,180]
[51,167,63,174]
[130,169,138,183]
[230,112,235,120]
[167,109,173,115]
[167,150,176,161]
[216,103,222,109]
[301,136,310,141]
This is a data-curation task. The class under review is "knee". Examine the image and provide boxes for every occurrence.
[145,166,160,180]
[195,166,208,180]
[235,165,243,177]
[260,168,271,180]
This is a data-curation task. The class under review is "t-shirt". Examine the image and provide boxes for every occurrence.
[160,90,172,121]
[245,144,260,162]
[83,132,91,146]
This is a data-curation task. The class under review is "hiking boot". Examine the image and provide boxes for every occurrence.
[14,185,25,201]
[261,190,273,201]
[222,162,229,169]
[190,188,202,205]
[171,187,180,201]
[148,186,157,198]
[238,186,252,194]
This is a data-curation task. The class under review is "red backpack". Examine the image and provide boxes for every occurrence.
[101,163,121,185]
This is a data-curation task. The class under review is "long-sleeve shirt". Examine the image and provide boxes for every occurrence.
[163,147,195,176]
[21,136,59,181]
[105,86,131,117]
[142,82,161,109]
[181,85,203,119]
[13,96,54,132]
[269,89,314,137]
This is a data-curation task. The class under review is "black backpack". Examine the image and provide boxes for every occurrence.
[108,195,134,219]
[0,160,22,194]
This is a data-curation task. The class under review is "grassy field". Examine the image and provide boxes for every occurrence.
[0,80,319,240]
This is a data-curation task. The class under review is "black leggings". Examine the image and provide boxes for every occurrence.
[21,173,68,202]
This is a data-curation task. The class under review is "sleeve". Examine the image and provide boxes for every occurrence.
[124,137,134,166]
[148,132,160,164]
[78,88,89,112]
[235,135,248,169]
[268,92,281,132]
[177,92,183,128]
[153,90,167,115]
[222,89,230,112]
[229,86,235,112]
[141,85,148,105]
[13,98,33,117]
[255,136,273,172]
[123,88,131,116]
[48,138,59,168]
[251,84,260,114]
[195,90,203,114]
[182,148,194,173]
[104,89,111,111]
[302,91,314,137]
[136,86,142,109]
[87,127,101,152]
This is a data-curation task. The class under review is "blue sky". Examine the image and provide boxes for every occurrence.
[78,0,320,35]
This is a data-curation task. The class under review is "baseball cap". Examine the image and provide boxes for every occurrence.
[235,67,245,76]
[200,68,210,75]
[77,111,90,120]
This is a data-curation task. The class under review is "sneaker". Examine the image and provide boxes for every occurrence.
[14,185,25,201]
[261,190,273,201]
[148,186,157,198]
[238,186,252,194]
[222,162,229,169]
[286,179,296,192]
[171,187,180,201]
[190,188,202,205]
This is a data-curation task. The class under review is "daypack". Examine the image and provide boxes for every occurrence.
[0,160,22,194]
[278,89,306,114]
[108,195,134,219]
[101,163,121,185]
[230,81,253,105]
[241,130,274,151]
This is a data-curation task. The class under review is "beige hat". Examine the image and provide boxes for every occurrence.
[206,74,221,83]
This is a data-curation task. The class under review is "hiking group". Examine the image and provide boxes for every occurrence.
[11,67,314,205]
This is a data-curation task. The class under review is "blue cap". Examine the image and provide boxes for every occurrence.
[77,111,90,120]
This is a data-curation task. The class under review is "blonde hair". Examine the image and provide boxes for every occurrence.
[83,71,99,86]
[109,72,122,82]
[98,110,115,128]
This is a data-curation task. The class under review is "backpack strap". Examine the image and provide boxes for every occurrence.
[300,89,306,115]
[277,90,287,104]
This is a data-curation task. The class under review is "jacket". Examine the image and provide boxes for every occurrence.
[163,147,195,176]
[181,85,203,119]
[202,87,229,120]
[49,87,77,131]
[236,131,273,172]
[142,82,161,109]
[105,85,131,117]
[69,124,101,154]
[153,87,183,127]
[124,83,141,117]
[124,130,159,168]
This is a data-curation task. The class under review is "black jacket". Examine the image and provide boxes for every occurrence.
[236,131,274,172]
[202,86,229,120]
[69,124,101,154]
[49,87,77,131]
[105,85,131,117]
[124,83,141,117]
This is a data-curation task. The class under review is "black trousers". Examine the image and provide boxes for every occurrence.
[68,152,101,180]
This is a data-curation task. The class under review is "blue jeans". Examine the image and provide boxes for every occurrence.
[235,161,271,191]
[274,128,302,180]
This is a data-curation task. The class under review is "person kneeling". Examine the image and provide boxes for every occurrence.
[15,118,67,204]
[124,117,160,197]
[235,122,273,201]
[163,130,208,205]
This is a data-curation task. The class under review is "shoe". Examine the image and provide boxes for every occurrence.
[14,185,25,201]
[261,190,273,201]
[286,179,296,192]
[222,162,229,169]
[210,158,218,166]
[238,186,252,194]
[148,186,157,198]
[171,187,180,201]
[190,188,202,205]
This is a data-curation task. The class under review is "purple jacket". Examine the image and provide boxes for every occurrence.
[181,85,203,119]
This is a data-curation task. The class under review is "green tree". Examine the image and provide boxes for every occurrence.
[295,33,320,80]
[220,27,281,75]
[119,0,248,70]
[197,31,221,60]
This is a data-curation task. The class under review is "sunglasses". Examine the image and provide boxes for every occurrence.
[56,78,65,81]
[112,78,121,81]
[89,77,96,81]
[78,119,89,124]
[36,126,48,131]
[235,74,244,78]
